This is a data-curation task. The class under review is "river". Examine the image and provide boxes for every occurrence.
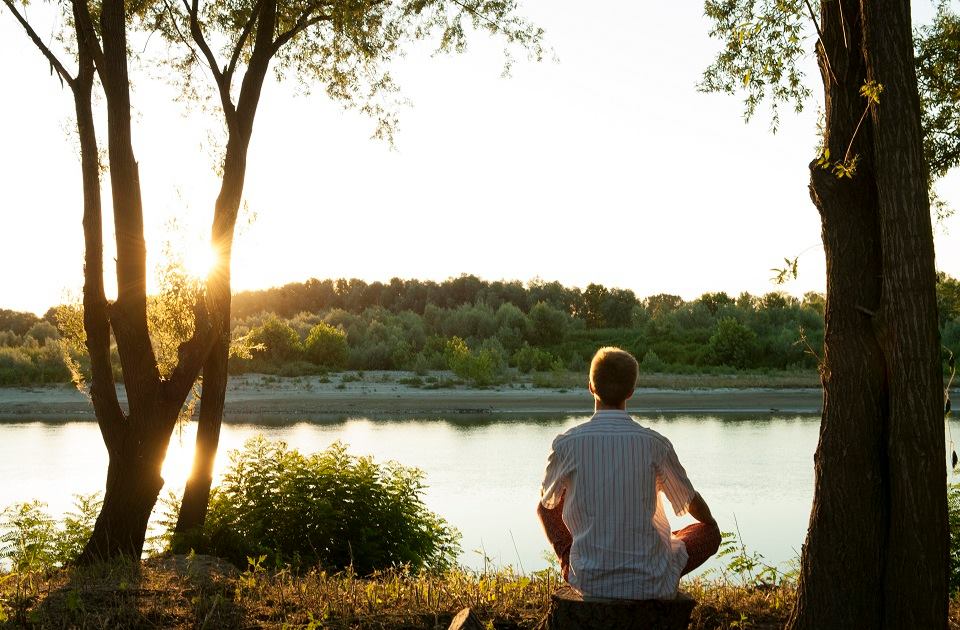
[2,413,957,575]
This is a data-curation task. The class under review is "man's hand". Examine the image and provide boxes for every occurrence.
[687,492,717,527]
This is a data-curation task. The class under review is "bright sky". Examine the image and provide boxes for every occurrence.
[2,2,958,315]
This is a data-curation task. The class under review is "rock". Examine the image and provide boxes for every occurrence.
[448,607,485,630]
[547,585,696,630]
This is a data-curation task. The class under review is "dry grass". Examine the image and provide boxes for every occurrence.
[3,559,959,629]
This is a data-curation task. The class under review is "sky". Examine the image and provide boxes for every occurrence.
[2,1,959,315]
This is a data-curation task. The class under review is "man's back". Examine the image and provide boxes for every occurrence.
[541,410,697,599]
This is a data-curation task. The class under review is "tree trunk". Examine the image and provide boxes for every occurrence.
[862,0,948,625]
[175,3,276,531]
[175,143,249,533]
[78,433,168,561]
[788,0,947,627]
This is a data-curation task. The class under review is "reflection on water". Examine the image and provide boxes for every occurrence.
[2,414,958,574]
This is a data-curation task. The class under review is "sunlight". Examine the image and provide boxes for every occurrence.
[182,242,219,281]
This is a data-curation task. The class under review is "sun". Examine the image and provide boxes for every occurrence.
[183,243,219,280]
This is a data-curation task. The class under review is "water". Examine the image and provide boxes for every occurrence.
[2,414,957,574]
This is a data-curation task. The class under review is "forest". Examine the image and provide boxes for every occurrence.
[2,272,959,386]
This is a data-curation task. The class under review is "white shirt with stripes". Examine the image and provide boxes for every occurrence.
[540,409,698,600]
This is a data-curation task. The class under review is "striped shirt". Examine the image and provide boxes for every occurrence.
[540,410,698,599]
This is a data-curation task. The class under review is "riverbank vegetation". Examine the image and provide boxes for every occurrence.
[2,273,959,387]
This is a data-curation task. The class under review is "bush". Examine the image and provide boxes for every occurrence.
[950,483,960,593]
[640,350,666,372]
[444,337,503,386]
[182,437,461,574]
[708,317,757,369]
[248,316,302,364]
[512,344,561,373]
[304,322,348,369]
[0,494,101,573]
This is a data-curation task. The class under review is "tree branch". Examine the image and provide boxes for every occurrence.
[226,0,267,82]
[3,0,75,87]
[185,0,225,87]
[72,0,106,75]
[163,295,217,408]
[272,10,331,53]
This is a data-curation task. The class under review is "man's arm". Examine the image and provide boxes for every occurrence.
[687,492,717,526]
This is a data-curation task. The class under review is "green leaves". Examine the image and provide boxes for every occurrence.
[190,437,461,574]
[701,0,811,128]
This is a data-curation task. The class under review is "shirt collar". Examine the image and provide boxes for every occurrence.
[591,409,631,420]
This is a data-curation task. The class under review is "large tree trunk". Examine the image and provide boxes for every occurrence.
[78,424,170,560]
[862,0,948,624]
[789,0,946,627]
[73,0,215,564]
[175,2,276,533]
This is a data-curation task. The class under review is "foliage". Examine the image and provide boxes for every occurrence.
[0,494,101,573]
[950,483,960,594]
[6,273,960,384]
[443,336,503,385]
[181,437,461,574]
[247,316,303,364]
[917,3,960,181]
[708,317,757,369]
[303,322,348,369]
[512,344,562,374]
[700,0,811,128]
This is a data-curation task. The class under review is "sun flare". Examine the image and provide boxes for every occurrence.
[183,243,219,280]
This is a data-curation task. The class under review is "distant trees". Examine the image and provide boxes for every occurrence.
[9,272,960,385]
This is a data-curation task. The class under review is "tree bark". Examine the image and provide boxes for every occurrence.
[788,0,946,627]
[862,0,948,625]
[176,0,277,533]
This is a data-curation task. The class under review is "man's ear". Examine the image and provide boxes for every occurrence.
[588,380,595,395]
[625,389,635,402]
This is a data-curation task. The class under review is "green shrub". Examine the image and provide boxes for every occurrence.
[640,350,666,372]
[0,494,101,572]
[181,437,460,574]
[247,316,302,364]
[304,322,348,368]
[444,337,503,386]
[950,483,960,593]
[512,344,561,373]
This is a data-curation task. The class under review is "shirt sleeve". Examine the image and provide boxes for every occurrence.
[656,439,697,516]
[540,437,568,509]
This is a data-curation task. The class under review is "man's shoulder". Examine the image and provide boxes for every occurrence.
[552,414,674,450]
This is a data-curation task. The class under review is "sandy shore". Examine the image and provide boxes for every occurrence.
[0,372,832,420]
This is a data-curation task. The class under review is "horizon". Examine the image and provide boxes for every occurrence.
[6,271,843,318]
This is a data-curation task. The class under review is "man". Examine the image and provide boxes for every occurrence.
[538,347,720,600]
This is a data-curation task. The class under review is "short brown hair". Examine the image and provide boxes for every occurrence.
[589,347,639,406]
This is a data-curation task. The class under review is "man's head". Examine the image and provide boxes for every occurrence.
[588,347,639,408]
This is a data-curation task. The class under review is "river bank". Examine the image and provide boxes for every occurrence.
[0,371,834,419]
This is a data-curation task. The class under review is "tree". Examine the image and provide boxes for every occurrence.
[4,0,223,561]
[304,322,348,368]
[163,0,546,534]
[707,317,755,369]
[704,1,946,626]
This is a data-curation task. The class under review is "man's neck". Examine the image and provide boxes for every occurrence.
[594,400,627,412]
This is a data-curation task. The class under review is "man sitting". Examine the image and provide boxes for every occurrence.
[538,347,721,600]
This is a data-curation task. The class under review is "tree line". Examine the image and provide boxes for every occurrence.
[2,273,959,385]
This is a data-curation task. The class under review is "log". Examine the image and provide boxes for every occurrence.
[547,585,696,630]
[448,607,485,630]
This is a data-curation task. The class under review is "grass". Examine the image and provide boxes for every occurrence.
[6,556,960,628]
[0,555,816,630]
